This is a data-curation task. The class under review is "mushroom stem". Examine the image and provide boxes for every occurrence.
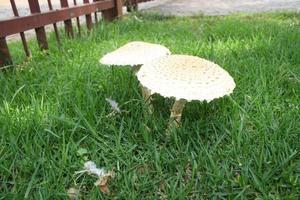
[141,85,152,102]
[168,99,187,129]
[132,65,141,74]
[141,85,153,113]
[132,65,153,113]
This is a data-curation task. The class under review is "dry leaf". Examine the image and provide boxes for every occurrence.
[67,187,79,200]
[75,161,115,195]
[184,163,192,185]
[137,164,148,174]
[94,171,115,195]
[158,181,167,200]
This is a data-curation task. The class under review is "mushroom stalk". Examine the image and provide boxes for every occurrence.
[132,65,141,74]
[168,99,187,129]
[111,66,115,86]
[141,85,152,102]
[132,65,153,112]
[141,85,153,112]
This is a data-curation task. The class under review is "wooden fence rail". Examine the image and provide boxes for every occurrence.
[0,0,153,67]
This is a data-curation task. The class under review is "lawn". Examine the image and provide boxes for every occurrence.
[0,12,300,199]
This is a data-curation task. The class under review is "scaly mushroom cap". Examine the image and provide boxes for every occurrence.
[137,55,236,102]
[100,41,171,66]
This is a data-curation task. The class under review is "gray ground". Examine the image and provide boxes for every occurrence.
[146,0,300,16]
[1,0,299,41]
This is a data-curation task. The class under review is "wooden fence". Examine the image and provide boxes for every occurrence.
[0,0,153,68]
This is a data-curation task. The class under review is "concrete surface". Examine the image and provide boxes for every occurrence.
[146,0,300,16]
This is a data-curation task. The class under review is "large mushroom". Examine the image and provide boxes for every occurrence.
[100,41,171,101]
[136,55,236,129]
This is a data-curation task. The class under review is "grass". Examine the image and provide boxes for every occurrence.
[0,12,300,199]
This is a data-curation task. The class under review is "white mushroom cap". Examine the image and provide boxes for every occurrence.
[100,41,171,66]
[136,55,236,102]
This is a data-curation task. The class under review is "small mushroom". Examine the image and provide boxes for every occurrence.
[100,41,171,104]
[136,55,236,130]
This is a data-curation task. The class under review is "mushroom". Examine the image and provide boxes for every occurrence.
[136,55,236,130]
[100,41,171,102]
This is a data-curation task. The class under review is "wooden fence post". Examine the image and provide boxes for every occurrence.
[11,0,31,57]
[83,0,93,30]
[28,0,48,50]
[47,0,61,44]
[73,0,82,35]
[102,0,123,21]
[0,37,12,67]
[93,0,99,25]
[60,0,74,38]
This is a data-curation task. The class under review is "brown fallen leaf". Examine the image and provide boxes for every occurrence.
[137,164,150,174]
[94,171,115,195]
[67,187,79,200]
[158,180,167,200]
[184,163,192,185]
